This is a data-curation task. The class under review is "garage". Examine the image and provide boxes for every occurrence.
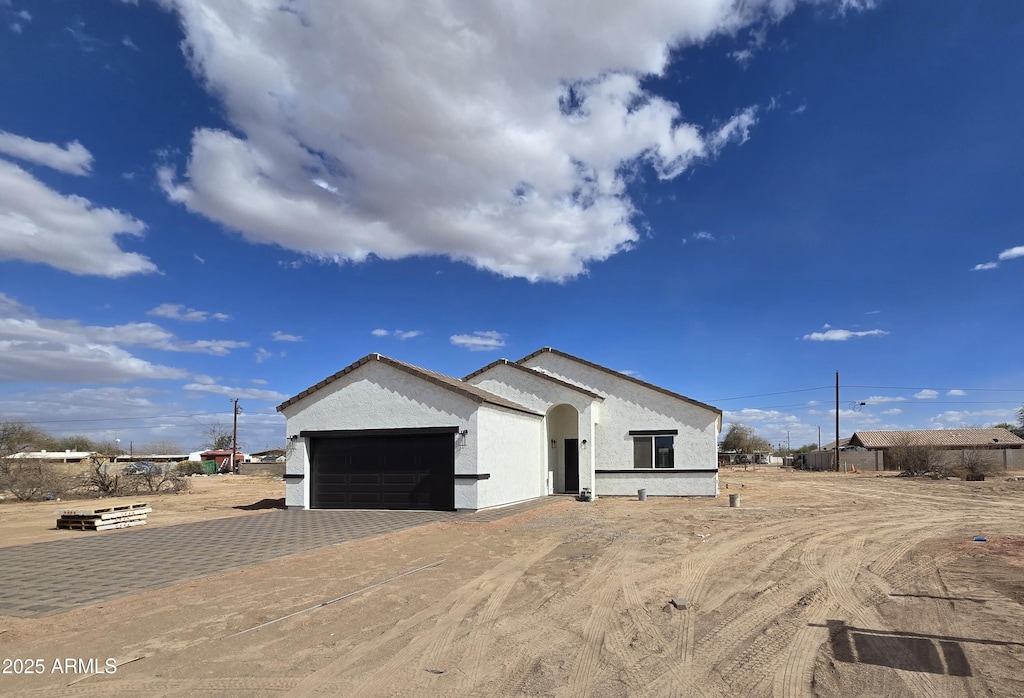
[307,427,456,510]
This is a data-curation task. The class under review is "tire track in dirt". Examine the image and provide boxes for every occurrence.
[641,521,826,696]
[496,538,631,696]
[454,537,565,691]
[616,551,706,698]
[286,539,561,697]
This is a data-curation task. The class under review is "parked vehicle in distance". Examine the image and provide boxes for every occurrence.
[123,461,161,476]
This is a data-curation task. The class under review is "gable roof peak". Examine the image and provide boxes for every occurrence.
[514,347,721,416]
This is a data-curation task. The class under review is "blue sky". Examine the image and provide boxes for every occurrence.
[1,0,1022,453]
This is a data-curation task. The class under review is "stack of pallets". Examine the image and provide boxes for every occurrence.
[56,502,151,531]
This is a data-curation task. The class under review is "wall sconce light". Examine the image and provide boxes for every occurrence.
[460,429,469,437]
[287,435,300,442]
[550,439,557,449]
[581,439,588,450]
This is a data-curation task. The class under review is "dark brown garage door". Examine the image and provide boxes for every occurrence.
[308,428,456,510]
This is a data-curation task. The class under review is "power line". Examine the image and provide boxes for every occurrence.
[847,384,1024,393]
[708,386,831,402]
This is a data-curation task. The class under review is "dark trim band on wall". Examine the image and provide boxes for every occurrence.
[283,473,305,480]
[628,429,679,436]
[299,426,460,438]
[454,473,491,480]
[596,468,719,474]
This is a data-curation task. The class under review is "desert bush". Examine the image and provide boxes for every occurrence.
[1,460,73,501]
[124,466,190,494]
[174,460,204,477]
[87,461,125,496]
[958,450,1003,481]
[887,436,942,476]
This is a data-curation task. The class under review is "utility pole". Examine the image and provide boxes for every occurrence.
[835,371,840,473]
[231,398,242,474]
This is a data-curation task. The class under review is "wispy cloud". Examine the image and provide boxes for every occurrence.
[371,329,422,340]
[148,303,229,322]
[682,231,715,245]
[914,389,938,399]
[971,244,1024,271]
[947,389,966,396]
[802,327,888,341]
[864,396,906,404]
[272,331,302,342]
[0,130,93,175]
[0,158,154,277]
[182,381,287,401]
[450,330,506,351]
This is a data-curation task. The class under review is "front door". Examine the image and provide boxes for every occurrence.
[564,438,579,493]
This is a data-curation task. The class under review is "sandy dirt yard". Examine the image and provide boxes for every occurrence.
[1,469,1023,697]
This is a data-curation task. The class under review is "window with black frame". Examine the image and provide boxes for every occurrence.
[632,433,675,468]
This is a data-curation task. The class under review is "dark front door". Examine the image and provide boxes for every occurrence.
[310,432,455,510]
[564,438,579,493]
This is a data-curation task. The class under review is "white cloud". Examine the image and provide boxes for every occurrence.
[971,244,1024,271]
[802,328,888,341]
[0,131,93,175]
[683,231,715,244]
[272,331,303,342]
[254,348,272,363]
[0,159,155,277]
[182,382,288,402]
[148,303,230,322]
[122,35,139,51]
[450,330,506,351]
[0,293,247,385]
[864,396,906,404]
[370,329,422,340]
[914,389,938,399]
[947,389,966,396]
[152,1,872,281]
[999,246,1024,261]
[929,409,1016,426]
[881,408,902,415]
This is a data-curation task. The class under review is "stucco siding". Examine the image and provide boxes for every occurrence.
[279,360,481,509]
[522,352,719,473]
[596,470,718,496]
[474,406,546,509]
[469,364,595,415]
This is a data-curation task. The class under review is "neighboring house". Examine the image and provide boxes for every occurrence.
[5,450,95,464]
[277,347,722,511]
[199,449,246,471]
[805,428,1024,471]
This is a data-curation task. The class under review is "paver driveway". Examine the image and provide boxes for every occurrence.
[0,499,555,617]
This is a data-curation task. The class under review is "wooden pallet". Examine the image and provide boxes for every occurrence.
[57,518,148,531]
[57,507,152,522]
[56,502,148,517]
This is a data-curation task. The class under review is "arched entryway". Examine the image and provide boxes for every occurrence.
[547,404,580,493]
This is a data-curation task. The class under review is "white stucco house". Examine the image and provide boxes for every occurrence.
[277,347,722,511]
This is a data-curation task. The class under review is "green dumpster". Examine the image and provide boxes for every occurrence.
[201,460,218,475]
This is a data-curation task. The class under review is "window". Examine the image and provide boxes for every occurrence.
[631,432,675,468]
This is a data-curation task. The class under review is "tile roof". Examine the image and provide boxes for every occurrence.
[276,354,540,416]
[850,428,1024,449]
[514,347,722,416]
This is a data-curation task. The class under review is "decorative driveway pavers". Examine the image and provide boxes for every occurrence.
[0,497,558,618]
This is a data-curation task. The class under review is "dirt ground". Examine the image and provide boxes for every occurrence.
[1,469,1023,697]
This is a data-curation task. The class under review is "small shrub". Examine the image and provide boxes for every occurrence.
[174,460,204,477]
[1,460,72,501]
